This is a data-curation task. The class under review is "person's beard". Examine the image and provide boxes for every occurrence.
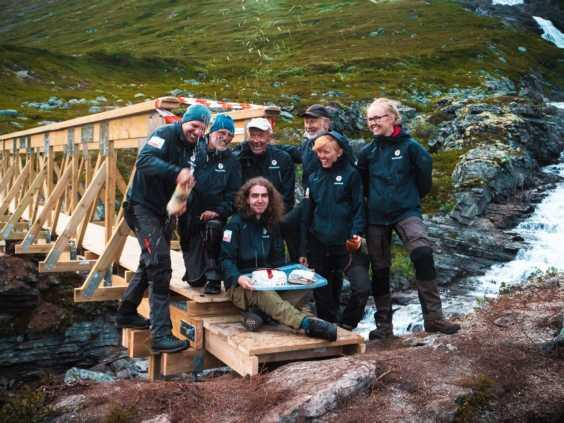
[304,129,323,140]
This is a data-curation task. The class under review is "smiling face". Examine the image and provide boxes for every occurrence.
[366,102,396,137]
[248,128,271,155]
[304,116,330,139]
[182,120,207,144]
[209,129,234,151]
[316,140,342,168]
[247,184,270,217]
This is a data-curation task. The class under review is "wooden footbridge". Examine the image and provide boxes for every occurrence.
[0,96,364,380]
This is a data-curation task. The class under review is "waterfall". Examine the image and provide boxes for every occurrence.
[492,0,523,5]
[533,16,564,48]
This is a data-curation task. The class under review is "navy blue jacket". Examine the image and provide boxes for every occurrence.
[220,213,286,289]
[301,157,366,253]
[127,122,197,217]
[234,143,296,211]
[188,137,242,222]
[357,131,432,225]
[278,132,355,190]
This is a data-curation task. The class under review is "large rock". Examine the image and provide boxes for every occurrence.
[261,357,376,422]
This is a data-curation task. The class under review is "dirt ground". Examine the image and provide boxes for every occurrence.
[26,276,564,422]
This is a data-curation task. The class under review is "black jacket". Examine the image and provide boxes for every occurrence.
[220,213,286,289]
[188,137,242,222]
[357,131,432,225]
[278,131,355,190]
[301,156,366,252]
[127,122,197,217]
[234,143,296,211]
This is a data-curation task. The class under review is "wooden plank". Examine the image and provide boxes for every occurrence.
[78,216,129,298]
[170,307,204,350]
[104,140,116,242]
[128,329,151,358]
[148,354,162,382]
[15,243,55,254]
[1,166,46,239]
[40,259,96,273]
[74,285,125,302]
[0,160,31,216]
[161,349,223,376]
[204,321,363,356]
[20,162,72,252]
[121,328,131,349]
[205,330,259,377]
[258,346,347,364]
[0,163,16,196]
[42,160,107,271]
[77,153,102,248]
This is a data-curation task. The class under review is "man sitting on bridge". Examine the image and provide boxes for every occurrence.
[115,104,211,354]
[220,176,337,341]
[179,113,242,295]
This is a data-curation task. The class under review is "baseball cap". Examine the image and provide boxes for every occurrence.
[301,104,330,119]
[247,117,272,132]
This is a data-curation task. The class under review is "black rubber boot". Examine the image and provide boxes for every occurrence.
[151,335,189,354]
[203,280,221,295]
[241,310,264,332]
[305,319,338,342]
[369,294,394,341]
[115,313,150,330]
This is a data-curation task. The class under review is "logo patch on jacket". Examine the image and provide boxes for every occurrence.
[147,136,165,149]
[334,175,344,185]
[216,163,226,172]
[262,228,270,239]
[392,149,403,160]
[269,158,280,170]
[223,229,232,243]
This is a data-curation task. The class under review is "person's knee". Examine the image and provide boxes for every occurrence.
[204,220,223,253]
[410,246,436,281]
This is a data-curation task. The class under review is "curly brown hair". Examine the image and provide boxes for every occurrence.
[235,177,285,229]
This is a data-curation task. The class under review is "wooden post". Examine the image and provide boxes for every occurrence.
[102,122,116,243]
[0,160,31,217]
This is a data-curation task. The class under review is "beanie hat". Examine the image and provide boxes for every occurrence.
[209,113,235,134]
[182,104,211,125]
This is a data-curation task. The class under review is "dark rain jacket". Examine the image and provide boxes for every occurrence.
[188,136,242,223]
[234,143,296,211]
[278,131,355,189]
[356,130,432,225]
[127,122,197,217]
[301,155,366,253]
[220,213,286,289]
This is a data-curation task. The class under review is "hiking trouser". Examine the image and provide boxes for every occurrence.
[341,251,371,328]
[367,216,443,320]
[281,202,304,262]
[119,202,174,339]
[307,234,349,323]
[228,287,309,330]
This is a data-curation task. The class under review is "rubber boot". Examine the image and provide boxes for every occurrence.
[369,294,394,340]
[241,309,264,332]
[416,279,460,335]
[149,292,188,353]
[305,318,338,342]
[116,300,150,329]
[204,280,221,295]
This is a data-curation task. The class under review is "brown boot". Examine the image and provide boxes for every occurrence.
[369,294,394,340]
[424,319,460,335]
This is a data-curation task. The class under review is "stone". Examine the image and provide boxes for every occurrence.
[53,394,87,412]
[0,109,18,117]
[134,93,145,98]
[141,414,171,423]
[64,367,116,385]
[261,357,376,422]
[88,106,102,113]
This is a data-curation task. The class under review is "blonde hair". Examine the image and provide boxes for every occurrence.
[312,135,343,155]
[368,98,402,124]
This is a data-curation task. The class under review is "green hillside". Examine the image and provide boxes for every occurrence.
[0,0,563,134]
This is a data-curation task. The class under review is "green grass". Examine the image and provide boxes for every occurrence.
[1,0,562,213]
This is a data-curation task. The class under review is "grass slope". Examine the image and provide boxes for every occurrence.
[0,0,562,133]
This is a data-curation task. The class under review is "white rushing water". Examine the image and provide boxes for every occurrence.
[492,0,523,5]
[357,104,564,338]
[533,16,564,48]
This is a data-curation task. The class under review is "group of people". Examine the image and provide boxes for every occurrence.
[115,98,460,354]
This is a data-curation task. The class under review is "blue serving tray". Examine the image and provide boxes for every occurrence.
[243,263,327,291]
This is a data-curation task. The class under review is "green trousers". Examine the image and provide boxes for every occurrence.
[228,287,310,329]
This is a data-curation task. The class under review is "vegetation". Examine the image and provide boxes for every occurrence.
[0,386,53,423]
[1,0,562,134]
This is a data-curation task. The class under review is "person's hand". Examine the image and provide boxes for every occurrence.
[345,235,362,253]
[200,210,220,221]
[177,168,195,189]
[237,275,254,290]
[171,202,187,217]
[299,256,309,267]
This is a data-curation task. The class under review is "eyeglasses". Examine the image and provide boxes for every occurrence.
[367,114,389,124]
